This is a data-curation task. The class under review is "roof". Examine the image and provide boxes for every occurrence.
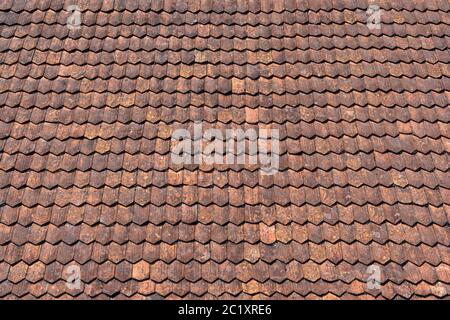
[0,0,449,299]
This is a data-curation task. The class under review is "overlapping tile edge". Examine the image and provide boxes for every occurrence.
[0,0,449,300]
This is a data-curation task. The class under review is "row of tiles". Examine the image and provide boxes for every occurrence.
[3,62,449,80]
[1,258,448,286]
[3,36,450,54]
[1,91,448,108]
[2,131,448,153]
[1,152,448,172]
[1,126,449,144]
[1,168,448,189]
[1,221,449,246]
[1,241,448,269]
[1,185,449,207]
[2,21,450,38]
[1,0,449,13]
[2,107,448,127]
[1,203,447,227]
[0,278,448,300]
[2,9,450,26]
[2,105,449,124]
[2,76,449,95]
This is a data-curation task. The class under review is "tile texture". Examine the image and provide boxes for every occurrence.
[0,0,449,299]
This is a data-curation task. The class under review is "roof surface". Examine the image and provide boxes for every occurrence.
[0,0,449,299]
